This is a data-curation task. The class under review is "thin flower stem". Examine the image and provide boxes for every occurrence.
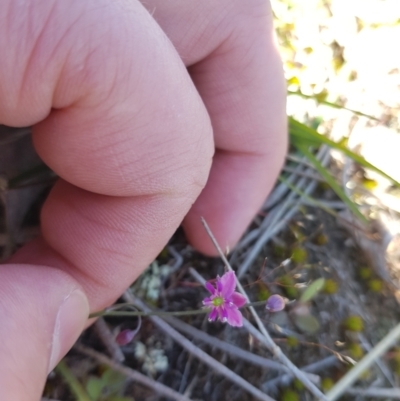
[89,309,207,318]
[200,218,328,401]
[89,301,267,318]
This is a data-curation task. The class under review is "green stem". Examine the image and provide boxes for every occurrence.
[89,300,267,319]
[55,360,93,401]
[287,90,379,121]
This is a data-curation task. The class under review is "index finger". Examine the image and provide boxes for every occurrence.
[142,0,288,254]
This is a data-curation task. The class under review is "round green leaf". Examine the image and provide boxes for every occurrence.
[300,278,326,303]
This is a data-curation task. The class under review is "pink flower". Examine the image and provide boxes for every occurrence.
[202,271,247,327]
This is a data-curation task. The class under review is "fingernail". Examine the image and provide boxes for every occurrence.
[48,290,89,372]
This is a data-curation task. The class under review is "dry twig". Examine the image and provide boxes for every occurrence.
[326,321,400,401]
[75,344,193,401]
[345,387,400,399]
[261,356,339,391]
[237,146,330,278]
[93,318,125,362]
[358,333,395,387]
[164,315,288,372]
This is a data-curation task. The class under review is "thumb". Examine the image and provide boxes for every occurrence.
[0,264,88,400]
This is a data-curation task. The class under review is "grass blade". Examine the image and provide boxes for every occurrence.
[55,360,93,401]
[290,118,400,188]
[297,145,368,224]
[278,175,338,217]
[288,90,379,121]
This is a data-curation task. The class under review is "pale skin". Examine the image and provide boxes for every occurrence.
[0,0,287,399]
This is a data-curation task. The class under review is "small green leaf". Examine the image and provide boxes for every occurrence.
[108,397,135,401]
[86,377,104,401]
[101,369,125,386]
[294,313,320,334]
[300,278,326,302]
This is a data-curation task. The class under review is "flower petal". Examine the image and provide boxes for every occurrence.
[205,281,216,295]
[230,292,247,308]
[225,306,243,327]
[202,297,213,307]
[208,308,218,322]
[216,276,223,293]
[220,271,236,297]
[217,305,228,323]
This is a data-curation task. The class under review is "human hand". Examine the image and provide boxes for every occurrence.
[0,0,286,399]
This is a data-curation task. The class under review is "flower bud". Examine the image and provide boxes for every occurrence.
[266,294,285,312]
[116,329,136,346]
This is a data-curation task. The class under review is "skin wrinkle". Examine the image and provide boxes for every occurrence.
[22,239,111,302]
[75,4,146,106]
[190,67,281,152]
[61,2,141,105]
[58,190,169,235]
[43,189,138,240]
[53,5,143,111]
[41,186,186,297]
[12,3,58,118]
[46,239,124,300]
[22,5,97,120]
[184,11,232,63]
[146,0,273,67]
[80,129,207,197]
[63,46,113,109]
